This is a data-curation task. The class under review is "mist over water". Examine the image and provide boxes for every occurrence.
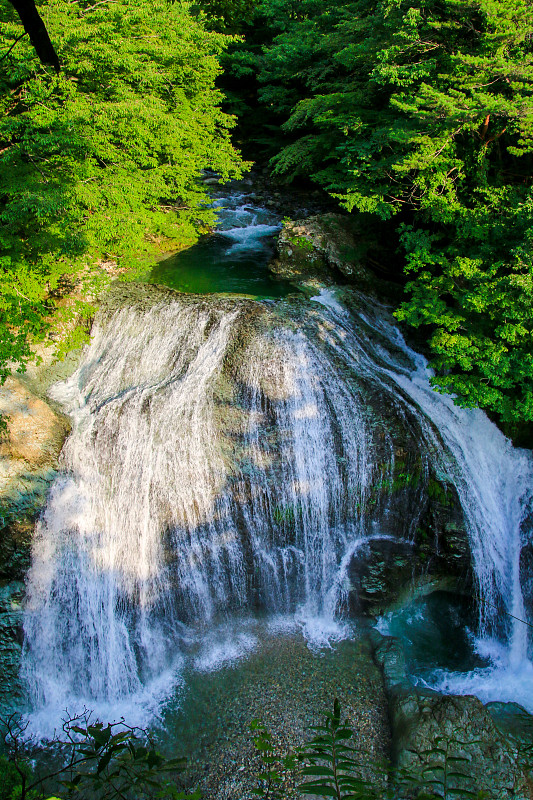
[20,195,533,735]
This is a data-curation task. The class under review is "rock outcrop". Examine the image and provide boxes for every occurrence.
[0,377,70,708]
[270,214,390,293]
[371,630,533,799]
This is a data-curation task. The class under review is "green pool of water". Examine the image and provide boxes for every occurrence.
[148,234,294,298]
[147,193,297,299]
[157,620,390,800]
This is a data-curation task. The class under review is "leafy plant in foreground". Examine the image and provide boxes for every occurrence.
[297,698,377,800]
[0,711,197,800]
[250,700,508,799]
[401,734,488,800]
[251,700,382,800]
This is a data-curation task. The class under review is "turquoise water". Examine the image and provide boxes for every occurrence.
[377,592,489,679]
[148,191,297,298]
[378,592,533,717]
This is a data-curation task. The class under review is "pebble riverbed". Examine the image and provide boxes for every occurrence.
[159,627,390,799]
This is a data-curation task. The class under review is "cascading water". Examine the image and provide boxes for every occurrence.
[314,293,533,707]
[20,193,533,735]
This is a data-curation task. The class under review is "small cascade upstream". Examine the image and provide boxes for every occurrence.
[148,187,290,297]
[20,192,533,734]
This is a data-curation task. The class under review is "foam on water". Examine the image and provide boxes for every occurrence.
[192,625,258,673]
[217,197,281,253]
[427,636,533,713]
[25,657,185,740]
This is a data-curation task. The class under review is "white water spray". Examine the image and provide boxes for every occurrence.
[20,221,533,730]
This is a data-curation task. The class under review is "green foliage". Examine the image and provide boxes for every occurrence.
[1,712,198,800]
[272,505,296,524]
[193,0,260,34]
[395,194,533,424]
[0,754,34,800]
[225,0,533,428]
[0,0,244,378]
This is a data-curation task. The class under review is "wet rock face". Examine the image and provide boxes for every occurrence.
[392,692,532,799]
[519,538,533,624]
[486,700,533,778]
[371,631,533,800]
[0,582,25,707]
[349,482,471,615]
[337,379,471,616]
[271,214,387,291]
[0,377,70,708]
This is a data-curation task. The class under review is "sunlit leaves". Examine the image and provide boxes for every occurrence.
[0,0,244,377]
[251,0,533,427]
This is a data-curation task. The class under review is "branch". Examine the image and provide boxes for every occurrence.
[7,0,60,71]
[0,31,27,63]
[479,113,490,141]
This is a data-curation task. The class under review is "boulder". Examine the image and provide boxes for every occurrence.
[370,630,533,799]
[390,692,532,799]
[271,214,389,292]
[1,377,70,566]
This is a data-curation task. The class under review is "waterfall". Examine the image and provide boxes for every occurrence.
[318,292,533,646]
[20,204,533,730]
[313,292,533,703]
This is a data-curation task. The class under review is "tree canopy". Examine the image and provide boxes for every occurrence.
[0,0,244,378]
[2,0,533,431]
[206,0,533,429]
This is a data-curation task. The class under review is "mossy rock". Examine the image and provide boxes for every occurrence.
[272,214,395,293]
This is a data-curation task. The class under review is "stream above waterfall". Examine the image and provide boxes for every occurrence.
[16,183,533,752]
[148,185,297,298]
